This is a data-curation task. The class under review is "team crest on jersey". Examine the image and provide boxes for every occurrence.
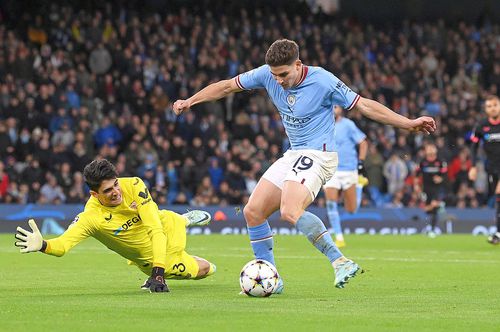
[129,201,138,210]
[287,94,296,106]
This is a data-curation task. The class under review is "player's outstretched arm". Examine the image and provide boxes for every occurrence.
[173,78,242,115]
[15,219,46,253]
[354,97,436,135]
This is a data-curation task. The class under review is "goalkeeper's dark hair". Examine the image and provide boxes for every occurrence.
[265,39,299,66]
[83,159,118,192]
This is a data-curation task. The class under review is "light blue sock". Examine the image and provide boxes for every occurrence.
[356,185,363,211]
[248,221,275,267]
[326,200,342,235]
[296,211,343,263]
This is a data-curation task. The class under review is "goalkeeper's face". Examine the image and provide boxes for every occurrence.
[92,178,123,207]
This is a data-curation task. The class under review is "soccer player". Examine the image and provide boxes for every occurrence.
[416,142,448,238]
[469,95,500,244]
[15,159,215,292]
[173,39,435,290]
[323,105,368,248]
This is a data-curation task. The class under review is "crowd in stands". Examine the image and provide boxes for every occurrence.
[0,1,498,208]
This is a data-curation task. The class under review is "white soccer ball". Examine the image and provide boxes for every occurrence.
[239,259,279,297]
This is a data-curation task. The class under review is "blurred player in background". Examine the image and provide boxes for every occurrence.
[469,95,500,244]
[173,39,435,291]
[323,106,368,247]
[15,159,215,292]
[416,143,448,238]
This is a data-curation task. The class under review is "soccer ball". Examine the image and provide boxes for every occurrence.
[239,259,279,297]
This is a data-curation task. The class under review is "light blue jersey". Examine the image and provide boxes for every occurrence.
[236,65,360,152]
[334,117,366,171]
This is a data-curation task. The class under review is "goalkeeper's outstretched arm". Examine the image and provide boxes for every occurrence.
[15,216,91,256]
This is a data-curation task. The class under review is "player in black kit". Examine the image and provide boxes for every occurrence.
[417,143,448,237]
[469,95,500,244]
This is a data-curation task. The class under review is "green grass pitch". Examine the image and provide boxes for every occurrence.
[1,234,499,331]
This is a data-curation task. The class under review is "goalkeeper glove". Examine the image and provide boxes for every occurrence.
[357,160,366,176]
[15,219,46,253]
[144,267,169,293]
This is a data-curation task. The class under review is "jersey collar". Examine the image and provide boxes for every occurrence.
[294,65,309,87]
[488,117,500,126]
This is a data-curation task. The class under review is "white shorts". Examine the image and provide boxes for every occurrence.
[323,170,358,191]
[262,149,338,200]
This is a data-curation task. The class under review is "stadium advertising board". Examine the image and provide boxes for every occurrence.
[0,204,495,235]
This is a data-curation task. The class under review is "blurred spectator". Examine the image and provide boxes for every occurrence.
[39,173,66,204]
[0,161,10,201]
[383,153,408,196]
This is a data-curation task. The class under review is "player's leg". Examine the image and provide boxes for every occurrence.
[243,162,283,268]
[241,178,283,293]
[423,189,438,237]
[488,174,500,244]
[343,184,358,213]
[426,207,438,238]
[192,256,216,278]
[323,186,344,246]
[356,172,368,210]
[281,180,359,288]
[281,180,342,261]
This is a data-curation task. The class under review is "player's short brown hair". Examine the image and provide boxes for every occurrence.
[83,159,118,191]
[485,95,499,102]
[265,39,299,66]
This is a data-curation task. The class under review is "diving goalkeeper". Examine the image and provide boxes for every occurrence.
[14,159,215,293]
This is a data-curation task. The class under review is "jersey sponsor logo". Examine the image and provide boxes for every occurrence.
[279,112,311,128]
[286,94,296,106]
[138,187,149,199]
[113,216,142,235]
[104,213,112,221]
[484,133,500,142]
[422,166,441,173]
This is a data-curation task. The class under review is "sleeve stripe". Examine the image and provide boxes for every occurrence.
[346,94,361,111]
[235,75,246,90]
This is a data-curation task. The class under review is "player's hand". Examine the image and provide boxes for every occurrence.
[147,267,170,293]
[468,166,477,181]
[357,160,366,176]
[408,116,436,135]
[15,219,44,253]
[433,175,443,184]
[172,99,191,115]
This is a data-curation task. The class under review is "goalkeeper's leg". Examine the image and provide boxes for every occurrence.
[192,256,216,279]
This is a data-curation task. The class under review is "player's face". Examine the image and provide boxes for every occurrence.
[485,98,500,119]
[425,145,437,160]
[269,60,302,89]
[92,178,122,207]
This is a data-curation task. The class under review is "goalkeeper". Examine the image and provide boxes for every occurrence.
[14,159,215,293]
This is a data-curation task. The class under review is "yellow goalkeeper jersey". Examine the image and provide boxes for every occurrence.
[44,177,168,269]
